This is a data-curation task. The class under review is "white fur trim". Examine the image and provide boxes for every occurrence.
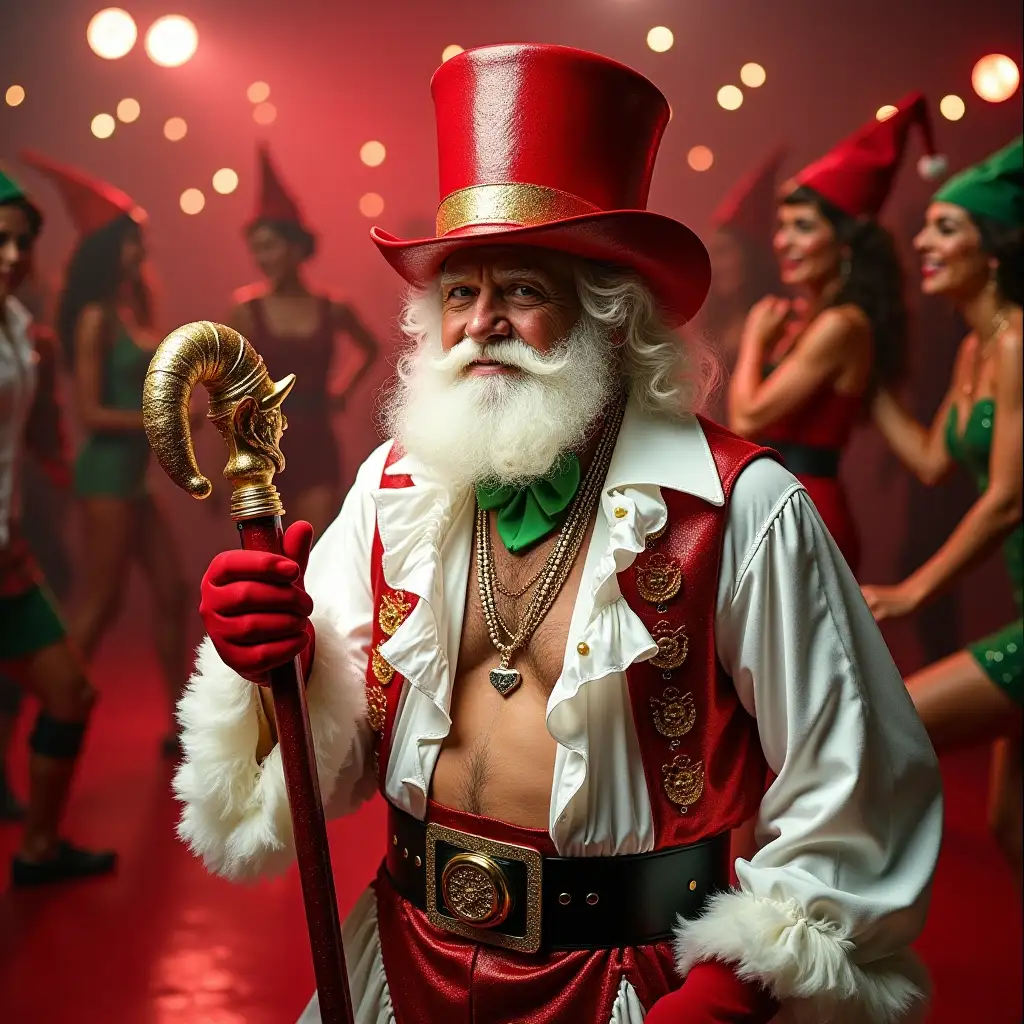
[173,608,367,881]
[917,153,948,182]
[674,890,930,1023]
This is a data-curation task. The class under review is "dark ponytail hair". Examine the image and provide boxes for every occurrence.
[56,215,153,363]
[782,185,908,391]
[971,213,1023,307]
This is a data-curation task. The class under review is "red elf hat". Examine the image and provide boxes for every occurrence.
[789,92,947,218]
[711,146,787,241]
[371,43,711,325]
[249,143,309,229]
[19,148,145,236]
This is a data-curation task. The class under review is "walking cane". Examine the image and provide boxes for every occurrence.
[142,321,354,1024]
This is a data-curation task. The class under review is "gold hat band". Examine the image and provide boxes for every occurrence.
[435,182,599,236]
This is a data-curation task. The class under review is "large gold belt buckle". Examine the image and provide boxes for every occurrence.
[425,822,543,954]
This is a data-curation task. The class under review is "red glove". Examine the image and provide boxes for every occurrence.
[645,960,779,1023]
[200,520,316,684]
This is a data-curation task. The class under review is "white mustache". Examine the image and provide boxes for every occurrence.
[428,337,573,379]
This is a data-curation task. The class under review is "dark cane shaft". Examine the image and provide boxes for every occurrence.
[239,517,353,1024]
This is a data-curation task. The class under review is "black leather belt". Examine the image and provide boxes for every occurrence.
[762,439,842,478]
[386,803,729,954]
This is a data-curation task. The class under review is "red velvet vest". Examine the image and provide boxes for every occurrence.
[362,417,776,849]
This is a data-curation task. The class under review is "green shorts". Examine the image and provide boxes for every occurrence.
[0,585,67,662]
[967,619,1024,705]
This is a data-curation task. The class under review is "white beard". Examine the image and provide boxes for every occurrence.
[383,314,618,492]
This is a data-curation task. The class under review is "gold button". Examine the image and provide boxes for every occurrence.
[688,879,697,891]
[577,642,590,657]
[414,855,422,868]
[403,847,409,859]
[613,506,628,519]
[558,892,571,905]
[392,835,398,846]
[586,892,599,906]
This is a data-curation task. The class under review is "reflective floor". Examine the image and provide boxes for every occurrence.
[0,638,1020,1023]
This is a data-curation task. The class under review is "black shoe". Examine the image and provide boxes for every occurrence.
[0,780,26,822]
[11,841,118,888]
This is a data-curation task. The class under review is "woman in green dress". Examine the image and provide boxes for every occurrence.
[863,137,1023,881]
[23,150,189,756]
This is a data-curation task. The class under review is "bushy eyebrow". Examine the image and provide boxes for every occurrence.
[439,265,554,288]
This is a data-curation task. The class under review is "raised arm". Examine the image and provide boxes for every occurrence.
[676,458,942,1021]
[869,335,973,486]
[73,304,144,432]
[330,301,379,408]
[728,301,864,437]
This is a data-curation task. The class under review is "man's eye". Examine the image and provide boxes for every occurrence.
[446,286,473,299]
[510,285,540,298]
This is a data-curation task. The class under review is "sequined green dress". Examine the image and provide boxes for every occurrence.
[945,398,1023,702]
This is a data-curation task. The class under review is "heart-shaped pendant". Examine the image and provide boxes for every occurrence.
[489,667,522,698]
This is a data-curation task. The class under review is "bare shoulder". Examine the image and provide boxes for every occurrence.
[821,303,870,338]
[231,281,268,305]
[76,303,108,340]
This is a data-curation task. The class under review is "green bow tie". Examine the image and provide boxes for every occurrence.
[476,456,581,553]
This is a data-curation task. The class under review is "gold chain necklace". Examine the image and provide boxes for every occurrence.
[963,307,1010,398]
[476,395,626,697]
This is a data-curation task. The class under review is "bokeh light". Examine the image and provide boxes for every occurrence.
[717,85,744,111]
[91,113,116,139]
[180,188,205,215]
[87,8,137,60]
[212,168,239,194]
[687,146,714,172]
[740,63,766,88]
[247,81,270,104]
[5,85,25,107]
[442,45,464,63]
[360,141,387,167]
[163,116,188,141]
[971,54,1020,103]
[875,104,898,121]
[253,102,277,125]
[145,15,199,68]
[940,94,966,121]
[647,27,674,53]
[359,192,385,218]
[116,97,140,122]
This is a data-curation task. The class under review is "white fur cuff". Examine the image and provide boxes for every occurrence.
[173,610,367,882]
[674,890,930,1023]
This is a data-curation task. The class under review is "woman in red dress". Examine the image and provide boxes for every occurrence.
[227,146,379,536]
[728,94,946,574]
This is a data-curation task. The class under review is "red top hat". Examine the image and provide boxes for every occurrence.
[249,144,309,229]
[790,92,946,218]
[711,146,787,242]
[19,148,145,237]
[371,43,710,325]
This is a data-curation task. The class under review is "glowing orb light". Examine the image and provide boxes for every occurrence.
[91,113,116,139]
[247,81,270,103]
[5,85,25,107]
[442,45,464,63]
[359,192,385,218]
[647,27,674,53]
[253,102,276,125]
[360,141,386,167]
[940,94,966,121]
[180,188,205,214]
[163,116,188,141]
[740,63,766,88]
[876,104,898,121]
[87,8,137,60]
[116,97,140,122]
[212,168,239,194]
[971,54,1020,103]
[717,85,744,111]
[145,15,198,68]
[687,146,714,172]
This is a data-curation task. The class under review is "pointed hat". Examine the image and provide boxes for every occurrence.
[791,92,946,218]
[711,146,787,240]
[249,143,308,228]
[934,136,1023,227]
[19,149,144,236]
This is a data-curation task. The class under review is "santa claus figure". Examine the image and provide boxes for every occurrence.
[174,45,941,1023]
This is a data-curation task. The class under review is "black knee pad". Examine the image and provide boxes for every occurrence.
[30,712,87,759]
[0,676,24,715]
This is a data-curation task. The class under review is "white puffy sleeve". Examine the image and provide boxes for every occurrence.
[172,441,392,882]
[674,457,943,1023]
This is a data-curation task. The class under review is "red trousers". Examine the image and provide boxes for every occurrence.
[375,803,680,1024]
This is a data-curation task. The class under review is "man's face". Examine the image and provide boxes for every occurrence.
[439,246,581,375]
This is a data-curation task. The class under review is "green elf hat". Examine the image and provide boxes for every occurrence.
[0,165,44,237]
[933,136,1024,227]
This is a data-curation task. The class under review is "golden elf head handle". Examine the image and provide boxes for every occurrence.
[142,321,295,520]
